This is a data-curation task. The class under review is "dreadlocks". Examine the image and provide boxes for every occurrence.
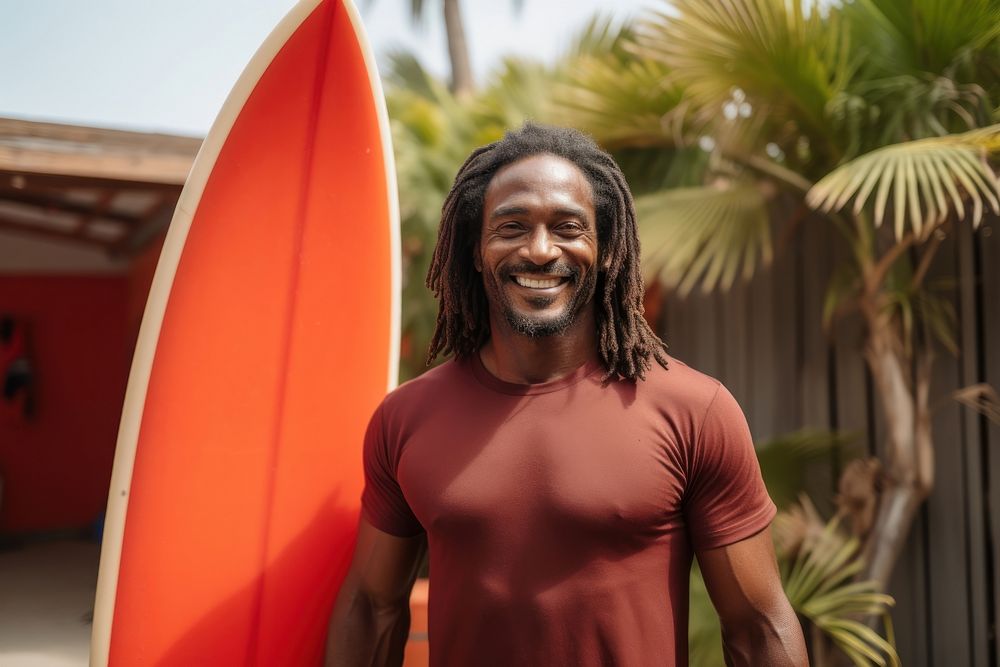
[425,122,668,381]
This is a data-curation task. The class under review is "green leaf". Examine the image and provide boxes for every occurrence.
[778,505,899,666]
[554,53,688,149]
[635,0,856,166]
[636,182,772,295]
[562,13,635,61]
[808,124,1000,236]
[846,0,1000,78]
[756,430,853,509]
[823,262,862,329]
[829,75,993,158]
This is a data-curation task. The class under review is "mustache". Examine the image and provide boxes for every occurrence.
[499,261,579,281]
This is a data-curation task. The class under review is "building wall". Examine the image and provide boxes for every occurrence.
[0,275,130,534]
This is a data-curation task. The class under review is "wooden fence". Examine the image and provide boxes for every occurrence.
[656,215,1000,667]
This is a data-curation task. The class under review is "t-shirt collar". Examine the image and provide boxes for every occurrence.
[469,351,604,395]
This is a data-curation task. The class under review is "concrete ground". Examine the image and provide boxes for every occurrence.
[0,540,97,667]
[0,541,428,666]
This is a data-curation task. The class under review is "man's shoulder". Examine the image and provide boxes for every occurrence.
[637,353,725,415]
[379,357,472,416]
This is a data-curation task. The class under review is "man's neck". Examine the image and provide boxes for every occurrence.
[478,308,599,385]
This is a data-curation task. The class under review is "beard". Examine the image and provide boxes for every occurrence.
[485,260,598,337]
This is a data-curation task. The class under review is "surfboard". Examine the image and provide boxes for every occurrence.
[91,0,400,663]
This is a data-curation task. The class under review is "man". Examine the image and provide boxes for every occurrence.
[327,124,808,666]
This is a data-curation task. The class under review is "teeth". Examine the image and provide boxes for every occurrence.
[514,276,562,289]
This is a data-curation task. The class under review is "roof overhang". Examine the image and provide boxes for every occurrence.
[0,117,201,258]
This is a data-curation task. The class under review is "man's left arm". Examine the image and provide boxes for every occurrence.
[697,528,808,667]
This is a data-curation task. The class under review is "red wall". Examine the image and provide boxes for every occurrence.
[0,275,132,534]
[127,235,164,337]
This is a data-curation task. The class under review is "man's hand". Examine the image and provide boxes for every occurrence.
[325,517,426,667]
[697,528,809,666]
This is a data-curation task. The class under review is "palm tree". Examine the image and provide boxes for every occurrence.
[557,0,1000,617]
[408,0,475,96]
[376,0,524,97]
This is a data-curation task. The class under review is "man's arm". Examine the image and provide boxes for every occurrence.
[325,516,426,667]
[697,528,808,667]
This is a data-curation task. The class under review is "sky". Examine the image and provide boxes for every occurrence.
[1,0,657,137]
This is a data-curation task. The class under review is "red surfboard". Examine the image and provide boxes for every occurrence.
[91,1,400,663]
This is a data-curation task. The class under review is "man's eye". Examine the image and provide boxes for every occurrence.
[498,223,524,234]
[557,223,584,234]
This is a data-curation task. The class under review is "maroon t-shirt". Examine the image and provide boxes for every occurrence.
[362,354,775,666]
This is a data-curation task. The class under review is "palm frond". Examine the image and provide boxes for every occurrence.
[823,261,863,330]
[693,497,898,667]
[877,256,960,356]
[610,146,709,197]
[807,124,1000,237]
[828,74,993,159]
[921,290,959,354]
[634,0,855,165]
[780,510,900,667]
[636,182,772,295]
[845,0,1000,79]
[756,430,853,509]
[953,383,1000,425]
[472,57,553,140]
[554,53,687,149]
[562,13,635,61]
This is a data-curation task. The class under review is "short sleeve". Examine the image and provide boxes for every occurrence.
[360,403,424,537]
[684,384,776,551]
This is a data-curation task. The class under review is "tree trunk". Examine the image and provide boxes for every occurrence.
[858,322,934,590]
[442,0,475,97]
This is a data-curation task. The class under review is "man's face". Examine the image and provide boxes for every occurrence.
[477,153,600,337]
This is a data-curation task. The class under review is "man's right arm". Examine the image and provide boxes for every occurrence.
[325,516,426,667]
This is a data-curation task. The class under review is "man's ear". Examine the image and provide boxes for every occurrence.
[473,247,482,272]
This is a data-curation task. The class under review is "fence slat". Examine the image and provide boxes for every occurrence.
[956,222,990,667]
[924,235,972,667]
[977,219,1000,667]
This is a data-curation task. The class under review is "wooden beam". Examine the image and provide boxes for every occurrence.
[0,169,187,193]
[0,215,110,249]
[74,189,118,238]
[0,117,201,185]
[0,189,142,225]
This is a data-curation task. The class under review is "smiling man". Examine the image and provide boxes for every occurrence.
[326,124,808,666]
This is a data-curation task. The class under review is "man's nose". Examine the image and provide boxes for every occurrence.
[519,226,561,265]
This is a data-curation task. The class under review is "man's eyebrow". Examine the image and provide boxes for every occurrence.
[489,205,589,220]
[551,206,589,220]
[489,205,530,220]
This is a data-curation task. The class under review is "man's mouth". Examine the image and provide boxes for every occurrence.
[511,275,569,289]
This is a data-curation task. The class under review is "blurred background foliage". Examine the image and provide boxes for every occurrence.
[386,0,1000,664]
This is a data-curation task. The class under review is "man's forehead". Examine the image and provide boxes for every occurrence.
[485,153,594,203]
